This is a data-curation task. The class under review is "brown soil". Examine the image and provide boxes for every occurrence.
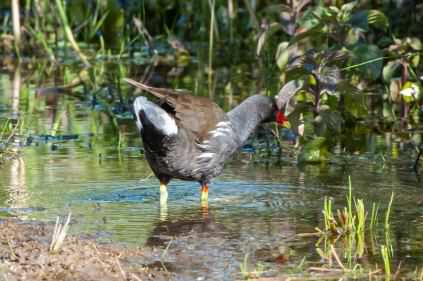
[0,219,173,281]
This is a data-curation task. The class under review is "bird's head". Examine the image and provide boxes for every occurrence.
[273,81,304,127]
[273,94,289,127]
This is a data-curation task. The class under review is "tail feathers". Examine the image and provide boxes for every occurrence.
[125,78,190,99]
[133,96,178,136]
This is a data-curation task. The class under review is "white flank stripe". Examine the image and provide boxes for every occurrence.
[216,121,230,127]
[212,131,226,138]
[198,152,215,159]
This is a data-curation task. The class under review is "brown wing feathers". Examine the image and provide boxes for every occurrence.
[125,78,227,142]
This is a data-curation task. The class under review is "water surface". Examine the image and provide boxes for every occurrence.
[1,69,423,280]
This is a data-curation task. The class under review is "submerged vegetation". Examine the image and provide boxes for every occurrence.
[0,118,21,162]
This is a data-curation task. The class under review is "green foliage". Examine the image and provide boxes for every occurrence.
[298,136,328,163]
[253,1,423,162]
[351,44,383,81]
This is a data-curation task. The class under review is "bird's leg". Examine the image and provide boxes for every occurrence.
[200,183,209,203]
[200,183,209,216]
[159,181,168,206]
[159,180,169,221]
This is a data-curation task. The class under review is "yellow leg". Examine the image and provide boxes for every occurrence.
[200,184,209,203]
[159,182,168,221]
[160,182,168,206]
[200,184,209,217]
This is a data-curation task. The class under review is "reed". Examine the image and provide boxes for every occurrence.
[208,0,216,86]
[11,0,21,57]
[54,0,90,66]
[381,245,391,280]
[385,192,394,230]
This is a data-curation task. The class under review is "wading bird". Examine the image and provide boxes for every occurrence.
[126,78,290,211]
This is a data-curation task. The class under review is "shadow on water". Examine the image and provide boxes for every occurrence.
[1,63,423,280]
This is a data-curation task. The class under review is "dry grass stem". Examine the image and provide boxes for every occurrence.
[49,212,71,252]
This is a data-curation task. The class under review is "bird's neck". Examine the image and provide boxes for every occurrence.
[227,95,274,144]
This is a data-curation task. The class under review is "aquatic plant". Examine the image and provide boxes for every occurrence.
[313,177,395,279]
[240,253,265,281]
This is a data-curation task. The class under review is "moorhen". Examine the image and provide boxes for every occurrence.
[126,78,288,206]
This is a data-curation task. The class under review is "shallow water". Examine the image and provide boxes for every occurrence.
[1,69,423,280]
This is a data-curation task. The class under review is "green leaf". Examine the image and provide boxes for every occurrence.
[257,22,283,56]
[349,10,369,31]
[400,82,420,103]
[340,1,358,14]
[351,43,383,81]
[382,61,401,83]
[382,103,395,122]
[344,92,369,119]
[262,4,292,14]
[407,37,422,51]
[275,42,290,70]
[367,10,389,31]
[411,54,420,68]
[285,66,309,81]
[289,22,325,45]
[298,137,329,163]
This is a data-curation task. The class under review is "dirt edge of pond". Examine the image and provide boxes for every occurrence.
[0,218,174,281]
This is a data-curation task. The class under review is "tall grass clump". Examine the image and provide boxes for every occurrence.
[314,176,395,279]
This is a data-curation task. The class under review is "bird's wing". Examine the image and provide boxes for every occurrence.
[192,118,242,180]
[125,78,226,142]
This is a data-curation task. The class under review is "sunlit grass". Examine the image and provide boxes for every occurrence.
[240,253,265,281]
[312,177,395,279]
[239,177,397,280]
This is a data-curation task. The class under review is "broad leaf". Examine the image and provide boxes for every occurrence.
[407,37,422,51]
[349,10,369,31]
[367,10,389,31]
[275,42,290,70]
[382,61,401,83]
[351,43,383,81]
[400,82,420,103]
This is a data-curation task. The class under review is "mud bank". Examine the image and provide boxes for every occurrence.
[0,219,173,281]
